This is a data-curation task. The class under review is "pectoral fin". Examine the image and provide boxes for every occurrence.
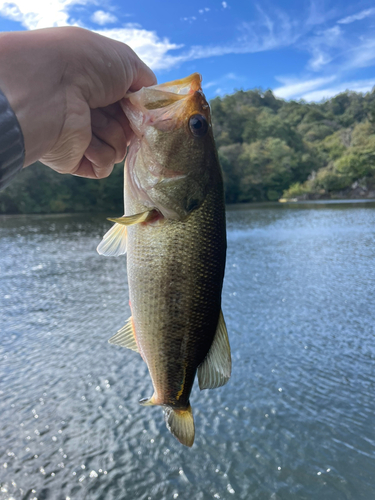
[108,316,139,353]
[97,220,127,257]
[197,310,231,390]
[107,210,153,226]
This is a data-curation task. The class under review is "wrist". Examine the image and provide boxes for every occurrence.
[0,30,67,166]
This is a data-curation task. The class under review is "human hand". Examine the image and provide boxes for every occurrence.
[0,27,156,178]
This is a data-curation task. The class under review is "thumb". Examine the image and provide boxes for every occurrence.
[128,51,157,92]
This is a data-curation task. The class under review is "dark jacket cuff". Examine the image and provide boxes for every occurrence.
[0,88,25,191]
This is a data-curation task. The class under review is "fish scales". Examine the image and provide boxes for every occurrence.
[126,181,226,409]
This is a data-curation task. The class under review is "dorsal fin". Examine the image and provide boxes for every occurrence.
[108,316,139,353]
[197,310,231,390]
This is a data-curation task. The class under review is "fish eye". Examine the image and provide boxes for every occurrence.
[189,114,208,137]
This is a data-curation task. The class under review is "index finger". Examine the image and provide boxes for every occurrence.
[99,102,134,146]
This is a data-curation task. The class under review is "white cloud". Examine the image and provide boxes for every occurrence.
[222,2,228,8]
[306,25,343,71]
[99,8,301,72]
[0,0,184,71]
[306,0,330,26]
[338,8,375,25]
[172,8,300,66]
[96,27,184,71]
[203,72,247,96]
[205,72,240,89]
[0,0,83,29]
[297,20,375,81]
[182,16,196,22]
[205,80,218,89]
[309,52,332,70]
[91,10,117,26]
[345,37,375,70]
[234,8,300,54]
[273,7,375,103]
[301,78,375,101]
[274,76,336,99]
[122,22,141,29]
[274,75,375,102]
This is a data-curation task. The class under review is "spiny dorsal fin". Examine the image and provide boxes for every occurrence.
[97,220,127,257]
[108,316,139,353]
[197,310,231,390]
[107,210,152,226]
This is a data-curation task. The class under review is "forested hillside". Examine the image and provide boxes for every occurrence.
[212,88,375,202]
[1,87,375,214]
[0,160,124,214]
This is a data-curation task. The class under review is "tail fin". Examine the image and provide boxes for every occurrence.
[164,404,195,447]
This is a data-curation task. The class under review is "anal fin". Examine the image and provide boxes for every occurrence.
[197,310,231,390]
[108,316,139,353]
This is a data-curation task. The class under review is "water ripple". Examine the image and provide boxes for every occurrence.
[1,206,375,499]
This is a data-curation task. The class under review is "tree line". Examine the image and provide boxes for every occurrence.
[1,86,375,214]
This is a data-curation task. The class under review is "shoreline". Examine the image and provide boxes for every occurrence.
[3,199,375,219]
[280,186,375,203]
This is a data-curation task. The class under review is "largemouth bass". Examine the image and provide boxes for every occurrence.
[97,73,231,447]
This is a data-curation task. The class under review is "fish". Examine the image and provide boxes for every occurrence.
[97,73,231,447]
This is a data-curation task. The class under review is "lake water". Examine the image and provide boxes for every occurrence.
[1,202,375,500]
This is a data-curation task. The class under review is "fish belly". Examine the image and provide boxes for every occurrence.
[126,188,226,408]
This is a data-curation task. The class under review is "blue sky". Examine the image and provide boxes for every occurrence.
[0,0,375,101]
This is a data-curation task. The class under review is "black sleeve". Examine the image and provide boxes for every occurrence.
[0,89,25,191]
